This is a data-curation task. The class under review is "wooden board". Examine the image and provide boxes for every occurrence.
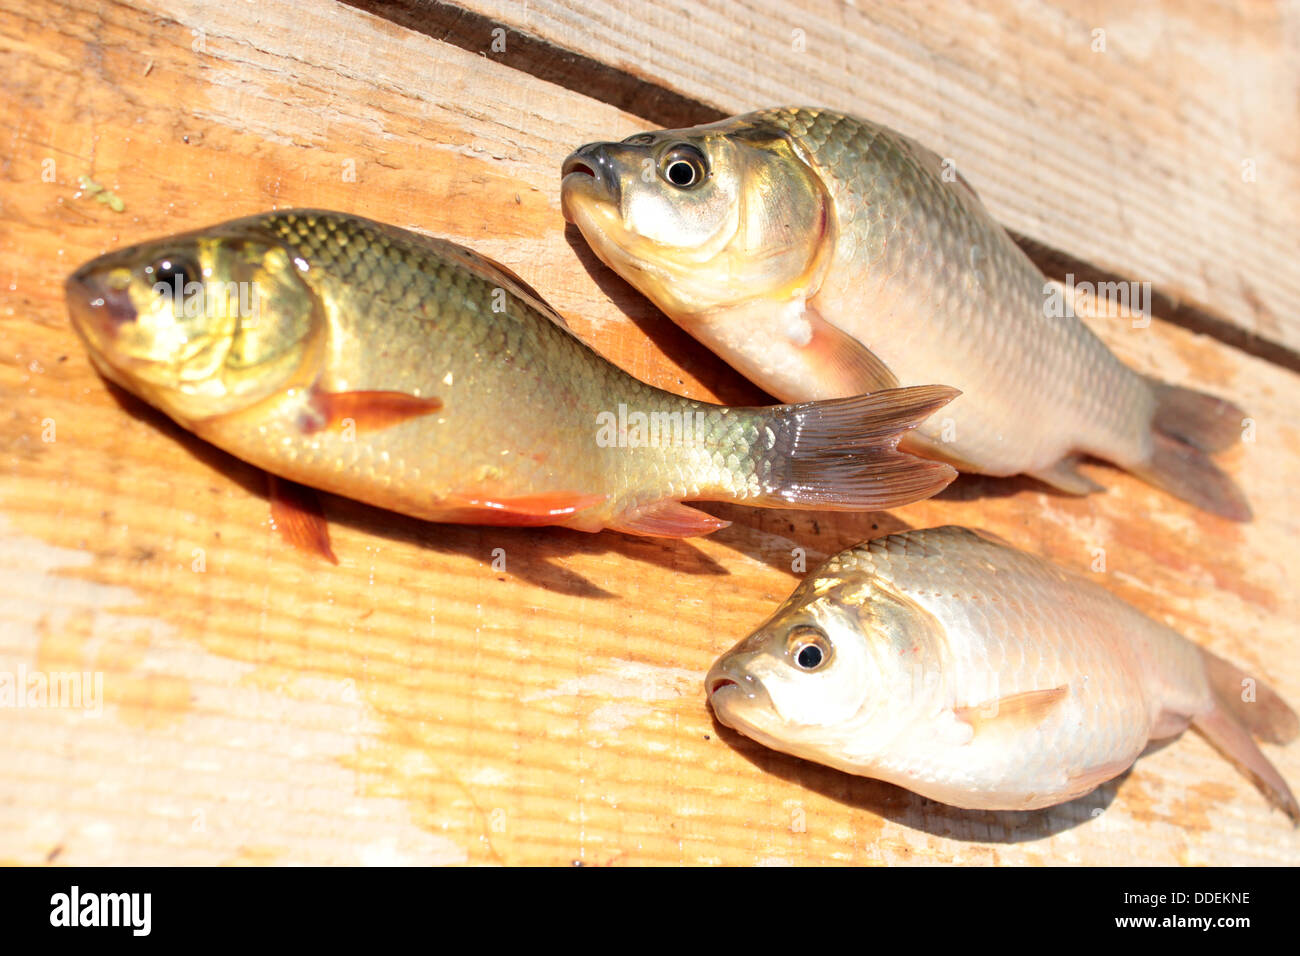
[373,0,1300,365]
[0,0,1296,865]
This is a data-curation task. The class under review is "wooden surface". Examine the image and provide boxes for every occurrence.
[0,0,1297,865]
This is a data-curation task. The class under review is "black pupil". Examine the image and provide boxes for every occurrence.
[154,258,195,290]
[667,161,696,186]
[796,644,823,669]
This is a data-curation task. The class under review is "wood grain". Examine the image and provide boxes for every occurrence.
[395,0,1300,362]
[0,0,1296,865]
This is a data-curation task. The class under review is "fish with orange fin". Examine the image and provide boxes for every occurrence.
[563,108,1252,520]
[706,526,1298,821]
[66,209,958,557]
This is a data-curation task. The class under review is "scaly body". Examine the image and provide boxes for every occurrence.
[707,527,1297,817]
[66,210,956,537]
[563,108,1250,519]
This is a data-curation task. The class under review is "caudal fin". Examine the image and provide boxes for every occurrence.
[1147,378,1245,453]
[1199,648,1299,745]
[1129,380,1251,521]
[1193,648,1299,823]
[754,385,958,511]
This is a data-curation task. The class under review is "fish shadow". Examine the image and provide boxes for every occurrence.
[100,381,732,599]
[934,466,1118,507]
[709,714,1132,844]
[698,504,915,579]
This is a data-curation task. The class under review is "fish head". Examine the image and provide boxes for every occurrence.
[66,227,319,425]
[706,563,945,769]
[561,119,832,318]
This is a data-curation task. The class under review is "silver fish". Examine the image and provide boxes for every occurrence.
[706,526,1297,819]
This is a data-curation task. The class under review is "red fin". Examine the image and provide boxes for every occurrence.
[955,686,1068,734]
[610,501,731,538]
[443,491,605,522]
[268,474,338,564]
[302,388,443,435]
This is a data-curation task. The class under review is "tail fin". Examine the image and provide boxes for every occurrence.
[754,385,958,511]
[1147,378,1245,453]
[1129,379,1251,521]
[1192,648,1299,823]
[1199,648,1299,745]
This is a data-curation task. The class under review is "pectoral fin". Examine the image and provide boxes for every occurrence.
[803,306,900,394]
[302,388,444,435]
[955,685,1068,735]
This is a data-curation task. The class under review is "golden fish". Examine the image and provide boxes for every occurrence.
[562,108,1250,520]
[65,209,958,543]
[706,526,1297,819]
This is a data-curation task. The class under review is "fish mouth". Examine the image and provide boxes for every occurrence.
[705,661,769,707]
[560,144,621,222]
[65,264,138,347]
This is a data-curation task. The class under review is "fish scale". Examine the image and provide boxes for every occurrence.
[706,526,1297,817]
[755,108,1148,470]
[563,107,1250,517]
[66,210,959,538]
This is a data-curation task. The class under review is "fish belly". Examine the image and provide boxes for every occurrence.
[868,531,1210,808]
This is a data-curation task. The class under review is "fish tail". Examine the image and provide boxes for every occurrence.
[1146,377,1246,453]
[1199,648,1299,744]
[751,385,959,510]
[1127,380,1251,520]
[1193,648,1299,823]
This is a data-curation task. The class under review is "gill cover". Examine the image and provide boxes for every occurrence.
[66,226,320,424]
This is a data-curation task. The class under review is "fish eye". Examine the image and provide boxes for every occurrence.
[659,144,707,189]
[147,254,201,297]
[787,626,832,670]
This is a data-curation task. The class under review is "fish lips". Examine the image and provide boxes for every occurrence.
[560,143,624,222]
[65,263,138,347]
[705,660,773,728]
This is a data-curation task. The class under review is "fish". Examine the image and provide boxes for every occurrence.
[561,108,1251,520]
[705,526,1298,820]
[65,209,960,548]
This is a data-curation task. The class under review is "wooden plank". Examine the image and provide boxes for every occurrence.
[0,0,1297,864]
[359,0,1300,365]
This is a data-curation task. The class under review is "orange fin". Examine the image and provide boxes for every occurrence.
[955,686,1068,734]
[302,388,443,435]
[443,491,605,522]
[804,306,900,394]
[609,501,731,538]
[268,474,338,564]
